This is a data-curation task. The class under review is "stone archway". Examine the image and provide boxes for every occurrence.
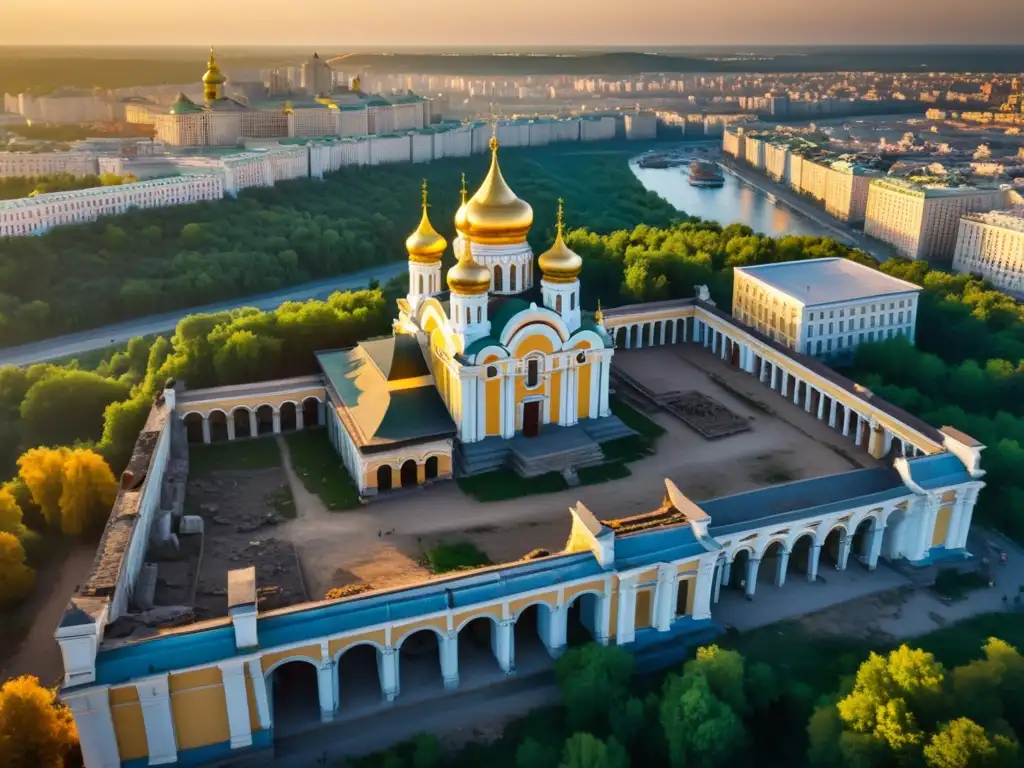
[233,408,252,439]
[184,413,204,443]
[208,410,229,442]
[457,617,504,685]
[268,660,320,740]
[822,526,846,569]
[400,460,418,488]
[760,540,786,587]
[377,465,393,492]
[336,644,383,716]
[565,593,599,647]
[302,397,321,428]
[279,402,297,432]
[851,518,875,567]
[425,456,439,481]
[514,603,556,666]
[255,405,275,436]
[397,629,444,698]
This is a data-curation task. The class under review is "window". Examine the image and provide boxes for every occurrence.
[806,341,813,354]
[889,312,894,325]
[556,295,562,313]
[570,293,576,311]
[828,321,834,334]
[816,340,823,354]
[494,264,503,291]
[898,311,904,323]
[487,365,498,378]
[808,326,813,338]
[576,352,586,364]
[509,264,517,292]
[859,332,865,343]
[827,339,832,351]
[839,320,844,332]
[526,358,540,388]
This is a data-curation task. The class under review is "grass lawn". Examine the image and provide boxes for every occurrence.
[266,483,296,519]
[424,541,493,574]
[189,438,282,476]
[457,468,569,502]
[283,430,360,511]
[610,396,666,440]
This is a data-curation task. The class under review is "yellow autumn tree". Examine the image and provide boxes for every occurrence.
[0,675,78,768]
[17,447,117,537]
[16,447,69,531]
[0,486,27,539]
[58,449,118,537]
[0,532,35,605]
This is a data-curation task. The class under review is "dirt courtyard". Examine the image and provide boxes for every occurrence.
[274,345,874,600]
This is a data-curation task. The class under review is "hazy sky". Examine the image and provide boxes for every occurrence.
[3,0,1023,46]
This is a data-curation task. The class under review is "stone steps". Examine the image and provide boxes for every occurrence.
[510,441,606,478]
[579,415,638,444]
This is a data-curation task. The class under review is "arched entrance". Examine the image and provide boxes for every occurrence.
[882,508,907,560]
[790,534,815,580]
[400,459,418,488]
[208,410,229,442]
[652,321,662,346]
[377,465,393,493]
[565,592,599,647]
[279,402,297,432]
[493,264,503,292]
[425,456,439,481]
[268,660,320,740]
[457,617,504,685]
[730,549,752,592]
[397,629,444,698]
[302,397,320,428]
[184,413,203,443]
[255,405,275,436]
[233,408,252,439]
[514,604,555,668]
[822,526,846,569]
[336,644,383,715]
[851,518,875,567]
[760,541,786,587]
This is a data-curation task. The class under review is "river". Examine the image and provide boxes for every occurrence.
[630,148,839,239]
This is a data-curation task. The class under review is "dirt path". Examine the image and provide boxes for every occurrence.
[1,543,97,685]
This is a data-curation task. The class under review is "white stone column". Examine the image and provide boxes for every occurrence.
[317,401,325,426]
[136,674,178,765]
[745,557,760,598]
[760,359,770,384]
[828,398,837,429]
[623,326,631,349]
[226,417,236,441]
[317,659,338,722]
[379,648,399,701]
[842,407,852,437]
[65,689,120,768]
[804,385,813,413]
[817,391,825,420]
[440,634,459,689]
[712,564,723,604]
[691,558,715,621]
[955,487,980,550]
[615,582,638,645]
[682,317,689,343]
[218,661,253,749]
[807,544,822,583]
[867,524,887,570]
[272,410,282,435]
[653,564,675,632]
[775,550,790,587]
[201,416,211,444]
[595,590,612,645]
[540,604,567,657]
[837,534,853,571]
[296,409,305,431]
[720,334,729,360]
[779,369,787,395]
[721,560,732,588]
[247,660,271,731]
[659,322,666,345]
[793,378,801,405]
[854,414,864,447]
[598,355,612,417]
[913,495,941,561]
[248,410,258,437]
[671,319,679,343]
[502,376,516,439]
[492,619,514,674]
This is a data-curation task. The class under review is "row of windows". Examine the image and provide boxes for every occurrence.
[806,326,911,355]
[806,298,911,322]
[808,310,913,338]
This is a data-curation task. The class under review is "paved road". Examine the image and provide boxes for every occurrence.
[0,262,408,367]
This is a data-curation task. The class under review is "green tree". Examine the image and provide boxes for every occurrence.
[559,733,629,768]
[517,737,559,768]
[19,369,130,449]
[660,670,745,768]
[555,643,635,732]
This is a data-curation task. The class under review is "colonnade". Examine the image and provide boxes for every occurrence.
[607,310,935,459]
[183,398,325,445]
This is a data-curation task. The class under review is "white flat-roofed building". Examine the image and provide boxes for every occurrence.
[0,151,100,178]
[864,178,1008,261]
[733,257,922,358]
[722,126,745,158]
[825,162,879,223]
[744,134,765,169]
[624,111,657,140]
[0,174,223,236]
[952,208,1024,293]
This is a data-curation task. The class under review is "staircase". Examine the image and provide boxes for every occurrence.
[455,437,512,476]
[510,425,606,478]
[579,415,638,444]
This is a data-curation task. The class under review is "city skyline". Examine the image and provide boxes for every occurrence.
[3,0,1024,47]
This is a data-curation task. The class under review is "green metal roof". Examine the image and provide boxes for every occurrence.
[168,94,203,115]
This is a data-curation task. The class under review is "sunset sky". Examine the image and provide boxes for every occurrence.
[2,0,1022,46]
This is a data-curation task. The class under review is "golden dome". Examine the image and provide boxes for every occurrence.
[202,48,226,86]
[447,238,491,296]
[460,135,533,244]
[454,172,469,234]
[406,181,447,263]
[538,199,582,283]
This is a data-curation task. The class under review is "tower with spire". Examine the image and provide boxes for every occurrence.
[405,180,446,309]
[202,48,226,104]
[454,132,534,296]
[539,199,583,333]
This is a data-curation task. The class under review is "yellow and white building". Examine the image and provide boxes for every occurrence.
[952,208,1024,293]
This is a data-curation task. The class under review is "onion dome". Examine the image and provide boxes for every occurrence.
[202,48,226,86]
[447,238,491,296]
[460,135,533,244]
[538,199,582,283]
[405,181,447,263]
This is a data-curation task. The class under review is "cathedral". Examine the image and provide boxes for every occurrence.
[315,134,618,495]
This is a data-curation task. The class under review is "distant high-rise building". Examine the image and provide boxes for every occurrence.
[301,53,333,98]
